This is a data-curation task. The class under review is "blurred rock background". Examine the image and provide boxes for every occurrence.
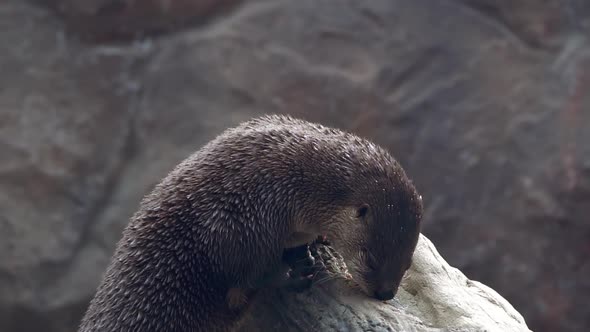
[0,0,589,331]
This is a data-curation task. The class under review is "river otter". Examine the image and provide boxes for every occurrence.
[78,114,423,332]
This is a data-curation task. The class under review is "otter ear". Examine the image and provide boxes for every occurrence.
[356,204,370,219]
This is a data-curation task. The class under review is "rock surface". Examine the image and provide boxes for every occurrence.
[243,235,531,332]
[1,0,589,331]
[36,0,244,41]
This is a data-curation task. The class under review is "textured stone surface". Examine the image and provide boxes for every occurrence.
[242,235,531,332]
[1,0,589,331]
[37,0,244,41]
[0,3,141,331]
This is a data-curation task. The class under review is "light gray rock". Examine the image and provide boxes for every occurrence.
[400,235,529,332]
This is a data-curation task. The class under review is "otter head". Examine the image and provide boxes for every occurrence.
[326,179,423,301]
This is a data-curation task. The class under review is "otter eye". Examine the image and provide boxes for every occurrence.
[356,204,369,219]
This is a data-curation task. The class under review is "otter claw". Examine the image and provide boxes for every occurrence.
[283,244,312,264]
[283,244,316,277]
[279,244,322,292]
[290,261,316,279]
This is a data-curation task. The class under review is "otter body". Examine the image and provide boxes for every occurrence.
[78,115,423,332]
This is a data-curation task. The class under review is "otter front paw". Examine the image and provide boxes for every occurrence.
[282,244,316,279]
[260,245,323,293]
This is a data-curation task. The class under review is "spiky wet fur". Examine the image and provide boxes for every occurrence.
[78,114,423,332]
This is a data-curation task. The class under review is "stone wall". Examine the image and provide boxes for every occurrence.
[1,0,589,331]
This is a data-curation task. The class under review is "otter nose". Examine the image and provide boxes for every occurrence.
[374,289,394,301]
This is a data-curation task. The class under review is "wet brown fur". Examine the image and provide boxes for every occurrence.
[78,114,423,332]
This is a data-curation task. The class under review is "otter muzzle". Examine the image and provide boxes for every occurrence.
[374,289,395,301]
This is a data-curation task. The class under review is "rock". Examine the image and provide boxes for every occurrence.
[1,0,589,331]
[452,0,587,50]
[36,0,244,41]
[242,235,531,332]
[0,2,142,331]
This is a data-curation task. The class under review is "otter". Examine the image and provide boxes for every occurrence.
[78,114,423,332]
